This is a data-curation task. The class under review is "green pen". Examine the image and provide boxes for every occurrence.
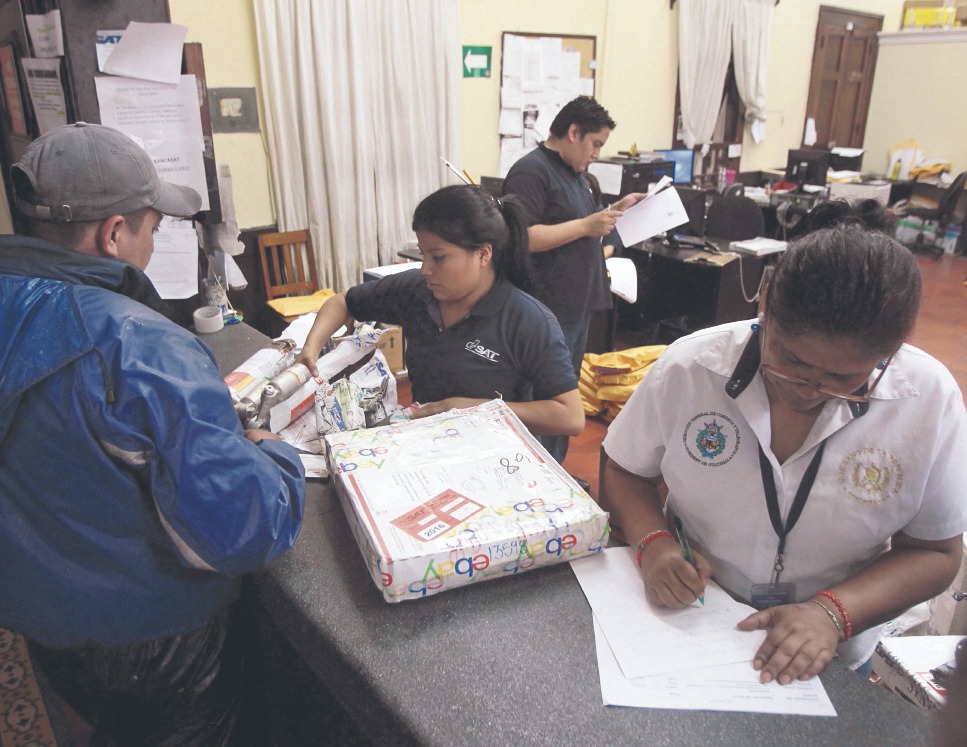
[674,516,704,605]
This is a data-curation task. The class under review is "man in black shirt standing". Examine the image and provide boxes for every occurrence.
[503,96,643,463]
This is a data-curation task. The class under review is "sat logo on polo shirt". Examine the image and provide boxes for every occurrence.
[465,339,500,362]
[682,411,741,467]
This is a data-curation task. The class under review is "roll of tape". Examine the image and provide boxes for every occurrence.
[193,305,224,334]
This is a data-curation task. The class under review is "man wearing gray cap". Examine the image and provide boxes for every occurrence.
[0,123,306,745]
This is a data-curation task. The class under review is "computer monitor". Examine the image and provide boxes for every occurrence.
[655,149,695,185]
[479,176,504,199]
[785,148,831,189]
[671,186,706,238]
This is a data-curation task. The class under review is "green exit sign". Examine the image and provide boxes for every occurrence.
[463,46,491,78]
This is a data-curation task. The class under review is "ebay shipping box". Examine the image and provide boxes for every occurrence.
[326,399,609,602]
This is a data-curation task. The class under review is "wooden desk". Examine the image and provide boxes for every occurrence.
[200,322,933,747]
[619,237,770,343]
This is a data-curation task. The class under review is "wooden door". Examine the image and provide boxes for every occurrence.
[804,6,882,149]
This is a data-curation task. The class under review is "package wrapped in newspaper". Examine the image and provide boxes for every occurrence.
[326,399,610,602]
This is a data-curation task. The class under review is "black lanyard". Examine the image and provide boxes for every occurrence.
[756,440,827,584]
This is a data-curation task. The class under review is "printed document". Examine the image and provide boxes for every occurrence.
[614,185,687,246]
[571,548,836,716]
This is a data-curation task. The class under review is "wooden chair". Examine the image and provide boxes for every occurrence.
[257,229,320,302]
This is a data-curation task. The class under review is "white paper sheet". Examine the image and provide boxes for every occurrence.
[614,186,688,246]
[572,547,763,678]
[144,216,198,299]
[25,11,64,58]
[102,21,188,84]
[95,75,209,211]
[20,58,67,134]
[593,618,836,716]
[587,162,623,197]
[606,257,637,304]
[96,30,125,72]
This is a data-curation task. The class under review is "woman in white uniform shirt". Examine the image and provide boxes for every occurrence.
[602,216,967,686]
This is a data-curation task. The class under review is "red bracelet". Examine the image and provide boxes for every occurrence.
[635,529,674,568]
[817,590,853,641]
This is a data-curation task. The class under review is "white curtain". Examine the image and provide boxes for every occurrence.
[678,0,736,150]
[733,0,776,144]
[254,1,461,292]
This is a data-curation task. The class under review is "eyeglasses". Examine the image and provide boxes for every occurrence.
[759,356,892,403]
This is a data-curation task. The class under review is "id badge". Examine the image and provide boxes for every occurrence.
[750,582,797,610]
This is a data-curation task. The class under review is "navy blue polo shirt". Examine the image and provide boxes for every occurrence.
[345,269,576,405]
[502,142,611,324]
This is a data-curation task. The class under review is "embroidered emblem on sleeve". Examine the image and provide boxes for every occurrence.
[838,448,903,505]
[683,412,741,466]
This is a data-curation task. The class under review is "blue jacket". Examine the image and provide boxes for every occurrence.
[0,236,306,647]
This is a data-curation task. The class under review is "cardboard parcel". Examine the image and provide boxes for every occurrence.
[326,399,610,602]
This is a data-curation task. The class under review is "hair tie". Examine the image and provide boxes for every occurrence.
[877,359,888,369]
[751,321,761,332]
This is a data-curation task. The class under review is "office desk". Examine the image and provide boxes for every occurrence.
[619,237,769,343]
[203,324,931,747]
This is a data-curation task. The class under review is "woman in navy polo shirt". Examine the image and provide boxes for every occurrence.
[298,185,584,444]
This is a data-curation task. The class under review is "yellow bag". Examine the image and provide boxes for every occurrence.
[267,289,335,317]
[585,345,665,374]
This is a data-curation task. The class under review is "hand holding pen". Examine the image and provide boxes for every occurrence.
[638,519,711,608]
[674,517,705,605]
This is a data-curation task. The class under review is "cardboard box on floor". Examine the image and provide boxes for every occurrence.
[325,399,610,602]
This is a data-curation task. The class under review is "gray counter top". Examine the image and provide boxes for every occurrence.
[205,322,932,746]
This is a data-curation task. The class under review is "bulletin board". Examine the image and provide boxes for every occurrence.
[497,31,597,177]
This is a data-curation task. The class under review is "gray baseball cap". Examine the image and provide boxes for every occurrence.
[11,122,202,222]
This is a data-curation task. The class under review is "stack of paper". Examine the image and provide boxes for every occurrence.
[570,548,837,716]
[729,237,787,256]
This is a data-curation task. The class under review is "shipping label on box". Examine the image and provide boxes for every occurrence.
[326,399,610,602]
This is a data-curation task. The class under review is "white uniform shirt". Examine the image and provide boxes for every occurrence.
[604,320,967,667]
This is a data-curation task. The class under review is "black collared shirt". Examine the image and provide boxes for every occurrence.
[502,143,611,323]
[345,269,577,404]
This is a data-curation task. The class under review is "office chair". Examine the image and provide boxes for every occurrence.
[900,171,967,259]
[257,229,320,320]
[722,183,746,198]
[704,195,765,241]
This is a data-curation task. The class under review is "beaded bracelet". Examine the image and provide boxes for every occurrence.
[811,599,844,640]
[635,529,674,568]
[817,590,853,641]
